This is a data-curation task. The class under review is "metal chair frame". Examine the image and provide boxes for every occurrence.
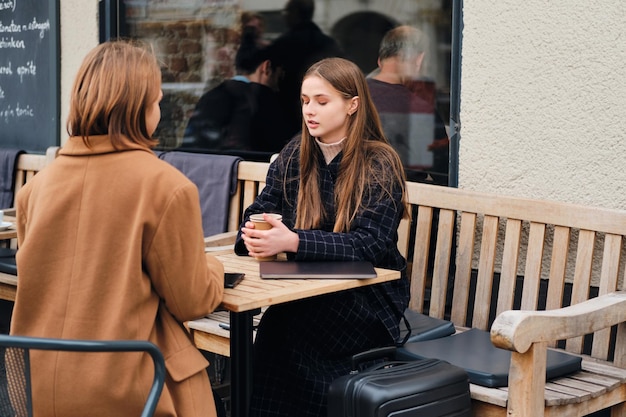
[0,334,165,417]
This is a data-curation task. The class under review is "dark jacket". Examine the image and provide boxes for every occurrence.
[235,137,409,417]
[268,21,343,135]
[182,79,292,159]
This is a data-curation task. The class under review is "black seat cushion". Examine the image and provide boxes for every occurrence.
[0,248,16,275]
[397,328,582,387]
[398,309,456,343]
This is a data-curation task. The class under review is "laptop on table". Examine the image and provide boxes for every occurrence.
[259,261,377,279]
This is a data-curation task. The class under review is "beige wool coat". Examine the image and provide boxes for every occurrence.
[11,136,224,417]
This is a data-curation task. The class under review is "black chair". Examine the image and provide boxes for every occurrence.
[0,335,165,417]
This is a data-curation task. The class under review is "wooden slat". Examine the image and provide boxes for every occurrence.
[242,181,258,215]
[544,379,593,403]
[470,384,509,408]
[12,170,26,196]
[227,182,243,232]
[496,219,522,316]
[429,208,455,319]
[396,217,411,259]
[225,160,270,232]
[542,383,578,406]
[591,234,622,360]
[566,230,596,353]
[16,152,51,172]
[614,323,626,369]
[570,371,622,390]
[582,359,626,381]
[409,205,433,312]
[520,222,546,311]
[472,215,499,330]
[450,211,476,326]
[570,230,596,304]
[545,226,570,310]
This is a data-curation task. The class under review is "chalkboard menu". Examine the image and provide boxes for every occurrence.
[0,0,59,152]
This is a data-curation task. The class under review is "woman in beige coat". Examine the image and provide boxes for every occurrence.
[11,41,224,416]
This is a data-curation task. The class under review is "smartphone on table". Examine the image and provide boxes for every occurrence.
[224,272,244,288]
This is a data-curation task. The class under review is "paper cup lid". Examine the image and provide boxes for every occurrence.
[250,213,282,222]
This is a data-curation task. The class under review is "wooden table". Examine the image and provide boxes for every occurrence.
[191,252,402,417]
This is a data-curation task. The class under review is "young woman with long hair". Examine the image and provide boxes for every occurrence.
[235,57,409,417]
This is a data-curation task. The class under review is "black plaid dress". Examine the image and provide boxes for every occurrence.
[235,138,409,417]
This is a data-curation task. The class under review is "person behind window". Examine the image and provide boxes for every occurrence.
[11,40,225,417]
[235,57,410,417]
[240,10,269,47]
[182,26,293,160]
[367,25,449,183]
[267,0,343,138]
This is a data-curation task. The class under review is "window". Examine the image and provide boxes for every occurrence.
[101,0,460,185]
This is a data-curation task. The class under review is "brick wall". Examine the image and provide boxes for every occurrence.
[128,6,241,148]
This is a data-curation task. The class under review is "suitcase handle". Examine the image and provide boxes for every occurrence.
[360,360,412,373]
[350,346,397,371]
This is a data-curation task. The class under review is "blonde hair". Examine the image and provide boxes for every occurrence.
[66,40,161,149]
[295,58,408,232]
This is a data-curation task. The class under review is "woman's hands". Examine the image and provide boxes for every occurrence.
[241,213,299,258]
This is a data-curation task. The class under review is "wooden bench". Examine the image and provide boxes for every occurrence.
[204,160,270,242]
[1,147,59,234]
[12,147,59,199]
[190,160,271,356]
[401,182,626,417]
[0,147,59,299]
[192,173,626,416]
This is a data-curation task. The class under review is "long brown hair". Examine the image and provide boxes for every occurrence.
[296,57,408,232]
[66,40,161,149]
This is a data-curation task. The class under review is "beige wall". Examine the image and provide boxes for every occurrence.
[59,1,99,146]
[460,1,626,210]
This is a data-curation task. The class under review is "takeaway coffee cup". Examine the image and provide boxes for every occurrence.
[249,213,282,261]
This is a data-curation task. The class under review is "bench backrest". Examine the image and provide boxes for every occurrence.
[401,182,626,361]
[13,147,59,196]
[226,160,271,232]
[10,147,59,208]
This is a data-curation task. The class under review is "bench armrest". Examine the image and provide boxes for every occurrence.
[491,291,626,353]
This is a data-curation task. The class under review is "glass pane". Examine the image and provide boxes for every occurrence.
[119,0,452,183]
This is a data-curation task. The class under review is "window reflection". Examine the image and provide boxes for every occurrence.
[120,0,452,182]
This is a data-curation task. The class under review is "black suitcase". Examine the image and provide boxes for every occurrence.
[328,348,472,417]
